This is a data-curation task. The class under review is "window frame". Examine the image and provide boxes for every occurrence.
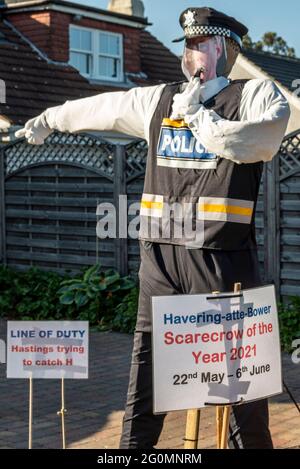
[69,24,124,82]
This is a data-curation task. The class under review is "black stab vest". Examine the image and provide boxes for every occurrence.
[138,80,263,250]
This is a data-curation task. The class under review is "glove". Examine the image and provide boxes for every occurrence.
[15,112,53,145]
[170,77,202,121]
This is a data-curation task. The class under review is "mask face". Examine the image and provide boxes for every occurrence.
[181,36,225,82]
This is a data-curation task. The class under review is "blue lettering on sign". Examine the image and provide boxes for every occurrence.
[157,126,217,160]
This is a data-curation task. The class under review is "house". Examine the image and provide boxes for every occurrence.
[230,49,300,133]
[0,0,299,135]
[230,49,300,299]
[0,0,184,135]
[0,0,186,277]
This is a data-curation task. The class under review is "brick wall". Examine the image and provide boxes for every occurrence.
[7,10,142,72]
[7,12,54,57]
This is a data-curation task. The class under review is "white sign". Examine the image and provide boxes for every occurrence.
[7,321,89,379]
[152,285,282,413]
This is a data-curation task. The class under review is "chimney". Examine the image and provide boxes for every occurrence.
[107,0,145,18]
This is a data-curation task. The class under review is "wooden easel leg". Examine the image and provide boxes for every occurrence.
[217,282,241,449]
[220,405,231,449]
[184,409,201,449]
[216,406,223,449]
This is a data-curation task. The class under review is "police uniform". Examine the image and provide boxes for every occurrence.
[117,9,289,449]
[119,80,274,449]
[18,6,291,450]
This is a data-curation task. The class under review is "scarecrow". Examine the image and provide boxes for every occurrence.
[16,7,290,449]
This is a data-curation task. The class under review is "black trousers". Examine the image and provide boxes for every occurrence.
[119,241,273,449]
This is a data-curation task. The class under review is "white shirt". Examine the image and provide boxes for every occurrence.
[44,77,290,164]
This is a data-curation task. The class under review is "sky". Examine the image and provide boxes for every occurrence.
[67,0,300,57]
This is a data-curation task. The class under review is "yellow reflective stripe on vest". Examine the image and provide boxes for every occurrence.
[140,194,164,218]
[200,204,253,217]
[197,197,254,224]
[162,118,189,128]
[141,201,163,210]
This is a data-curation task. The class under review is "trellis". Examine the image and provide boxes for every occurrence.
[263,129,300,297]
[0,132,147,277]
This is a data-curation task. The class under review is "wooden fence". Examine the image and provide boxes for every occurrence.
[0,129,300,299]
[0,132,147,277]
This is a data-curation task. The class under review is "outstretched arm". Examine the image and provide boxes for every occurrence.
[184,78,291,164]
[15,84,166,144]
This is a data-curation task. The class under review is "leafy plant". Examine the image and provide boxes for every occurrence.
[0,264,137,333]
[3,264,300,345]
[112,287,139,333]
[278,297,300,352]
[0,266,67,320]
[58,264,134,308]
[57,264,135,327]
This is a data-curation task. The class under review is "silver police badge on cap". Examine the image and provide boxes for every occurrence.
[183,10,195,27]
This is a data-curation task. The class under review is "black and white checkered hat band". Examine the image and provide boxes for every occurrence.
[184,25,242,47]
[184,25,230,37]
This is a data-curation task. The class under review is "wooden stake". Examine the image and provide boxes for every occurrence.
[219,282,242,449]
[184,289,221,449]
[184,283,242,450]
[209,291,224,449]
[184,409,200,449]
[216,406,223,449]
[220,405,231,449]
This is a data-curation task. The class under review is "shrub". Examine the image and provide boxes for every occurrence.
[0,264,137,332]
[58,264,136,328]
[278,296,300,352]
[112,287,139,334]
[0,266,66,320]
[3,262,299,347]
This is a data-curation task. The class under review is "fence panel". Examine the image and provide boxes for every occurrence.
[1,133,115,275]
[278,130,300,298]
[1,129,300,301]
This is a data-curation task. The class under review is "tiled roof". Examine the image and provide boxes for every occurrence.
[140,30,185,84]
[242,49,300,92]
[1,5,299,128]
[0,21,124,125]
[0,0,149,26]
[0,21,183,126]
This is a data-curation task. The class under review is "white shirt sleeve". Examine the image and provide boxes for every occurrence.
[185,78,291,164]
[44,84,166,143]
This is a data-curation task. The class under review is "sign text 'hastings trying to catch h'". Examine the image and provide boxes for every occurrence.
[7,321,89,379]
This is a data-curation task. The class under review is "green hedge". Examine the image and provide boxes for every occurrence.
[0,264,138,333]
[278,297,300,352]
[1,264,300,348]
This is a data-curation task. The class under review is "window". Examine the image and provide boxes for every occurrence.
[69,26,123,82]
[70,28,92,75]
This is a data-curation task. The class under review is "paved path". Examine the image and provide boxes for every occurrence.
[0,323,299,449]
